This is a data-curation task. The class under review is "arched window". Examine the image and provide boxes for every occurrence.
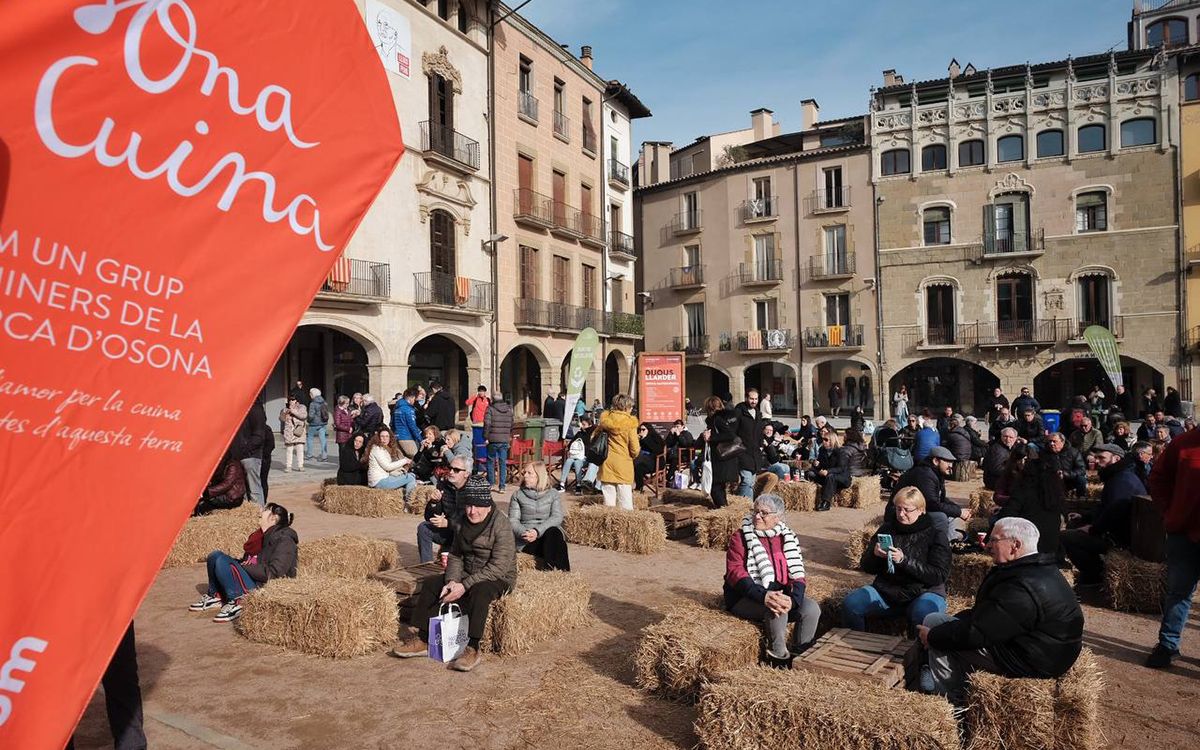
[997,134,1024,163]
[1147,18,1188,48]
[1036,129,1064,158]
[1075,270,1113,335]
[430,209,456,277]
[922,144,947,171]
[1186,73,1200,102]
[958,139,985,167]
[1121,118,1157,147]
[1078,124,1106,153]
[881,148,911,176]
[1075,191,1108,233]
[923,207,951,245]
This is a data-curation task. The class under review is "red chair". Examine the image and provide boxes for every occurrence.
[541,439,565,483]
[506,438,535,479]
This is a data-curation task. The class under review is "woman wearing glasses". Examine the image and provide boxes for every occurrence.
[699,395,740,509]
[724,493,821,666]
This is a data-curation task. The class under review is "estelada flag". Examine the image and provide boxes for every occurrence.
[0,1,403,746]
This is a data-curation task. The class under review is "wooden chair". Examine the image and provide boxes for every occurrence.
[644,447,670,497]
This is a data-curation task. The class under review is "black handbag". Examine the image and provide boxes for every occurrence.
[715,436,745,460]
[586,430,610,465]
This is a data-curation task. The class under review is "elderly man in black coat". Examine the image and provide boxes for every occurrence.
[918,517,1083,702]
[982,428,1017,490]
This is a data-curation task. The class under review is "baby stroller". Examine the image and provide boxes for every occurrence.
[876,446,914,491]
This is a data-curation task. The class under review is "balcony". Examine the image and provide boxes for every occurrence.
[982,228,1045,258]
[803,324,865,350]
[609,230,638,261]
[609,159,630,188]
[807,187,851,214]
[419,121,480,173]
[668,265,705,290]
[550,202,585,240]
[1188,325,1200,349]
[670,209,702,235]
[553,110,569,141]
[741,196,778,223]
[809,252,856,280]
[314,257,390,306]
[413,271,493,320]
[604,312,644,338]
[577,212,606,249]
[582,126,598,155]
[515,299,603,332]
[1068,317,1125,342]
[739,260,784,286]
[513,188,554,229]
[518,91,539,123]
[918,324,974,350]
[974,319,1069,347]
[669,335,709,356]
[734,328,794,353]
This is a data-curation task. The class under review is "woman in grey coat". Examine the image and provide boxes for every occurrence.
[509,461,569,571]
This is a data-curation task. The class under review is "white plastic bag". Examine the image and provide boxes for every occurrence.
[428,603,469,663]
[700,446,713,495]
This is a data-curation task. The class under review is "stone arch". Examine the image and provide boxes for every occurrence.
[604,349,631,406]
[402,325,484,371]
[297,313,385,365]
[502,337,553,372]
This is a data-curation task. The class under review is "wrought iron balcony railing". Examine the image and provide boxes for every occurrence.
[513,188,554,227]
[739,260,784,284]
[803,324,865,349]
[609,230,637,259]
[670,209,702,234]
[983,228,1045,256]
[609,159,630,186]
[741,196,778,222]
[809,252,856,278]
[413,271,493,313]
[518,91,539,121]
[734,329,794,352]
[420,121,480,170]
[669,335,709,355]
[553,110,569,139]
[973,319,1069,346]
[808,187,851,213]
[515,299,604,331]
[319,257,390,300]
[668,265,705,288]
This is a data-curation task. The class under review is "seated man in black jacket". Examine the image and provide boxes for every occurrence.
[917,517,1083,702]
[1015,408,1046,446]
[416,455,470,562]
[665,419,695,475]
[982,428,1017,490]
[889,446,972,540]
[1045,431,1087,497]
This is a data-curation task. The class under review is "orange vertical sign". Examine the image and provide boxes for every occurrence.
[638,352,686,425]
[0,1,403,746]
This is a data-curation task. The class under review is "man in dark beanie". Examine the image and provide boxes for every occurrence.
[389,476,516,672]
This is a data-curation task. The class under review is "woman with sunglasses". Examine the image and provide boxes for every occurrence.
[189,503,298,623]
[811,430,851,511]
[724,493,821,666]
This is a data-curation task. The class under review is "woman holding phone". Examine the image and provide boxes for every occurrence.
[841,486,951,634]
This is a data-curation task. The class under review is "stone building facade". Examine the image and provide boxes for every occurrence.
[872,50,1181,417]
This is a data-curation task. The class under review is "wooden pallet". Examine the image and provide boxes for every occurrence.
[793,627,917,689]
[647,504,702,538]
[370,561,444,595]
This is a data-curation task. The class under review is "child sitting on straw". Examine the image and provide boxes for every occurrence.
[189,503,298,623]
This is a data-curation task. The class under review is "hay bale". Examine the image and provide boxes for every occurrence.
[298,535,398,580]
[561,505,666,555]
[776,480,817,512]
[696,666,961,750]
[966,516,991,536]
[319,485,405,518]
[163,504,259,568]
[1104,548,1166,613]
[237,576,397,659]
[834,475,882,509]
[405,484,438,516]
[965,648,1104,750]
[844,515,885,569]
[633,603,760,701]
[1085,483,1102,500]
[480,570,592,656]
[695,505,751,550]
[948,553,994,597]
[515,552,540,571]
[632,489,654,510]
[968,489,995,515]
[752,472,779,498]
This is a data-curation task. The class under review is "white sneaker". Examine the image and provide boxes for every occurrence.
[188,593,222,612]
[213,601,243,623]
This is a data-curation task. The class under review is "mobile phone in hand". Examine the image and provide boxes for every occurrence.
[877,533,893,551]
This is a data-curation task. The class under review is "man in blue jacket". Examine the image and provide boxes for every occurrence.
[913,417,941,463]
[391,387,422,458]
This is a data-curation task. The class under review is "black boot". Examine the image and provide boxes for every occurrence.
[817,500,832,511]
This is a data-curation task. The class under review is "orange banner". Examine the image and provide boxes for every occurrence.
[0,1,403,746]
[638,353,686,425]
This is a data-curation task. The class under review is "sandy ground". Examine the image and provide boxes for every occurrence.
[72,477,1200,750]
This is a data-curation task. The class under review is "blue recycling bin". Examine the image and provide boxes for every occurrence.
[1042,409,1061,434]
[472,425,487,470]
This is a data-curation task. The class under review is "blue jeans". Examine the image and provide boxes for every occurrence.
[737,470,754,497]
[417,521,452,563]
[842,585,946,631]
[206,551,257,602]
[488,442,509,489]
[374,473,415,496]
[1159,533,1200,651]
[561,457,588,487]
[765,462,790,480]
[306,425,327,458]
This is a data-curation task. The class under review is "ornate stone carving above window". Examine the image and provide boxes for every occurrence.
[989,172,1035,199]
[422,45,463,93]
[416,170,476,233]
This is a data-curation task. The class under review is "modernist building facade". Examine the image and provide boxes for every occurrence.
[872,49,1181,416]
[636,107,881,418]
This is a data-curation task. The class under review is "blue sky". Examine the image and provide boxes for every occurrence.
[519,0,1138,146]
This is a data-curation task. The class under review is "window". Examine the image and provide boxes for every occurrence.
[958,140,985,167]
[552,256,569,305]
[580,183,593,218]
[552,170,566,224]
[682,191,699,229]
[881,149,910,176]
[754,299,779,330]
[923,207,951,245]
[1036,130,1064,158]
[429,73,454,130]
[1076,191,1108,232]
[825,293,850,326]
[1078,124,1106,153]
[997,135,1024,163]
[996,273,1034,341]
[553,79,564,113]
[519,245,539,299]
[921,144,947,171]
[582,264,595,310]
[1147,18,1188,48]
[926,285,956,345]
[754,234,775,279]
[582,97,596,152]
[984,194,1031,253]
[750,176,772,217]
[1187,73,1200,102]
[434,0,450,20]
[684,244,701,269]
[823,225,847,274]
[430,209,455,276]
[684,302,706,338]
[456,0,469,32]
[1078,275,1110,328]
[519,57,532,94]
[1121,118,1156,147]
[612,277,624,314]
[823,166,844,207]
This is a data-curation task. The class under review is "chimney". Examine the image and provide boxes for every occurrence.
[800,99,820,130]
[948,58,961,79]
[882,69,904,87]
[580,45,593,70]
[750,108,774,141]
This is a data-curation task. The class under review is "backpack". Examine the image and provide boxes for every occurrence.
[320,402,329,423]
[585,430,609,465]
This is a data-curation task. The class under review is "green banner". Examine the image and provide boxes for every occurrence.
[1083,325,1123,390]
[561,327,599,438]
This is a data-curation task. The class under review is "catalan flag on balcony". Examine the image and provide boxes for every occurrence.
[828,325,844,347]
[455,276,471,305]
[327,255,351,292]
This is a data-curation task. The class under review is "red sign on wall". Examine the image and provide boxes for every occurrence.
[638,352,686,424]
[0,1,403,746]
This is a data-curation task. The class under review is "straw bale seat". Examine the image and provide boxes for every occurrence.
[968,489,996,516]
[693,500,753,550]
[318,484,406,517]
[834,475,883,508]
[298,534,398,580]
[844,515,886,569]
[562,505,666,555]
[163,504,259,568]
[479,570,592,656]
[405,484,439,516]
[775,480,817,512]
[633,603,760,702]
[948,553,994,597]
[1104,548,1166,613]
[660,487,711,505]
